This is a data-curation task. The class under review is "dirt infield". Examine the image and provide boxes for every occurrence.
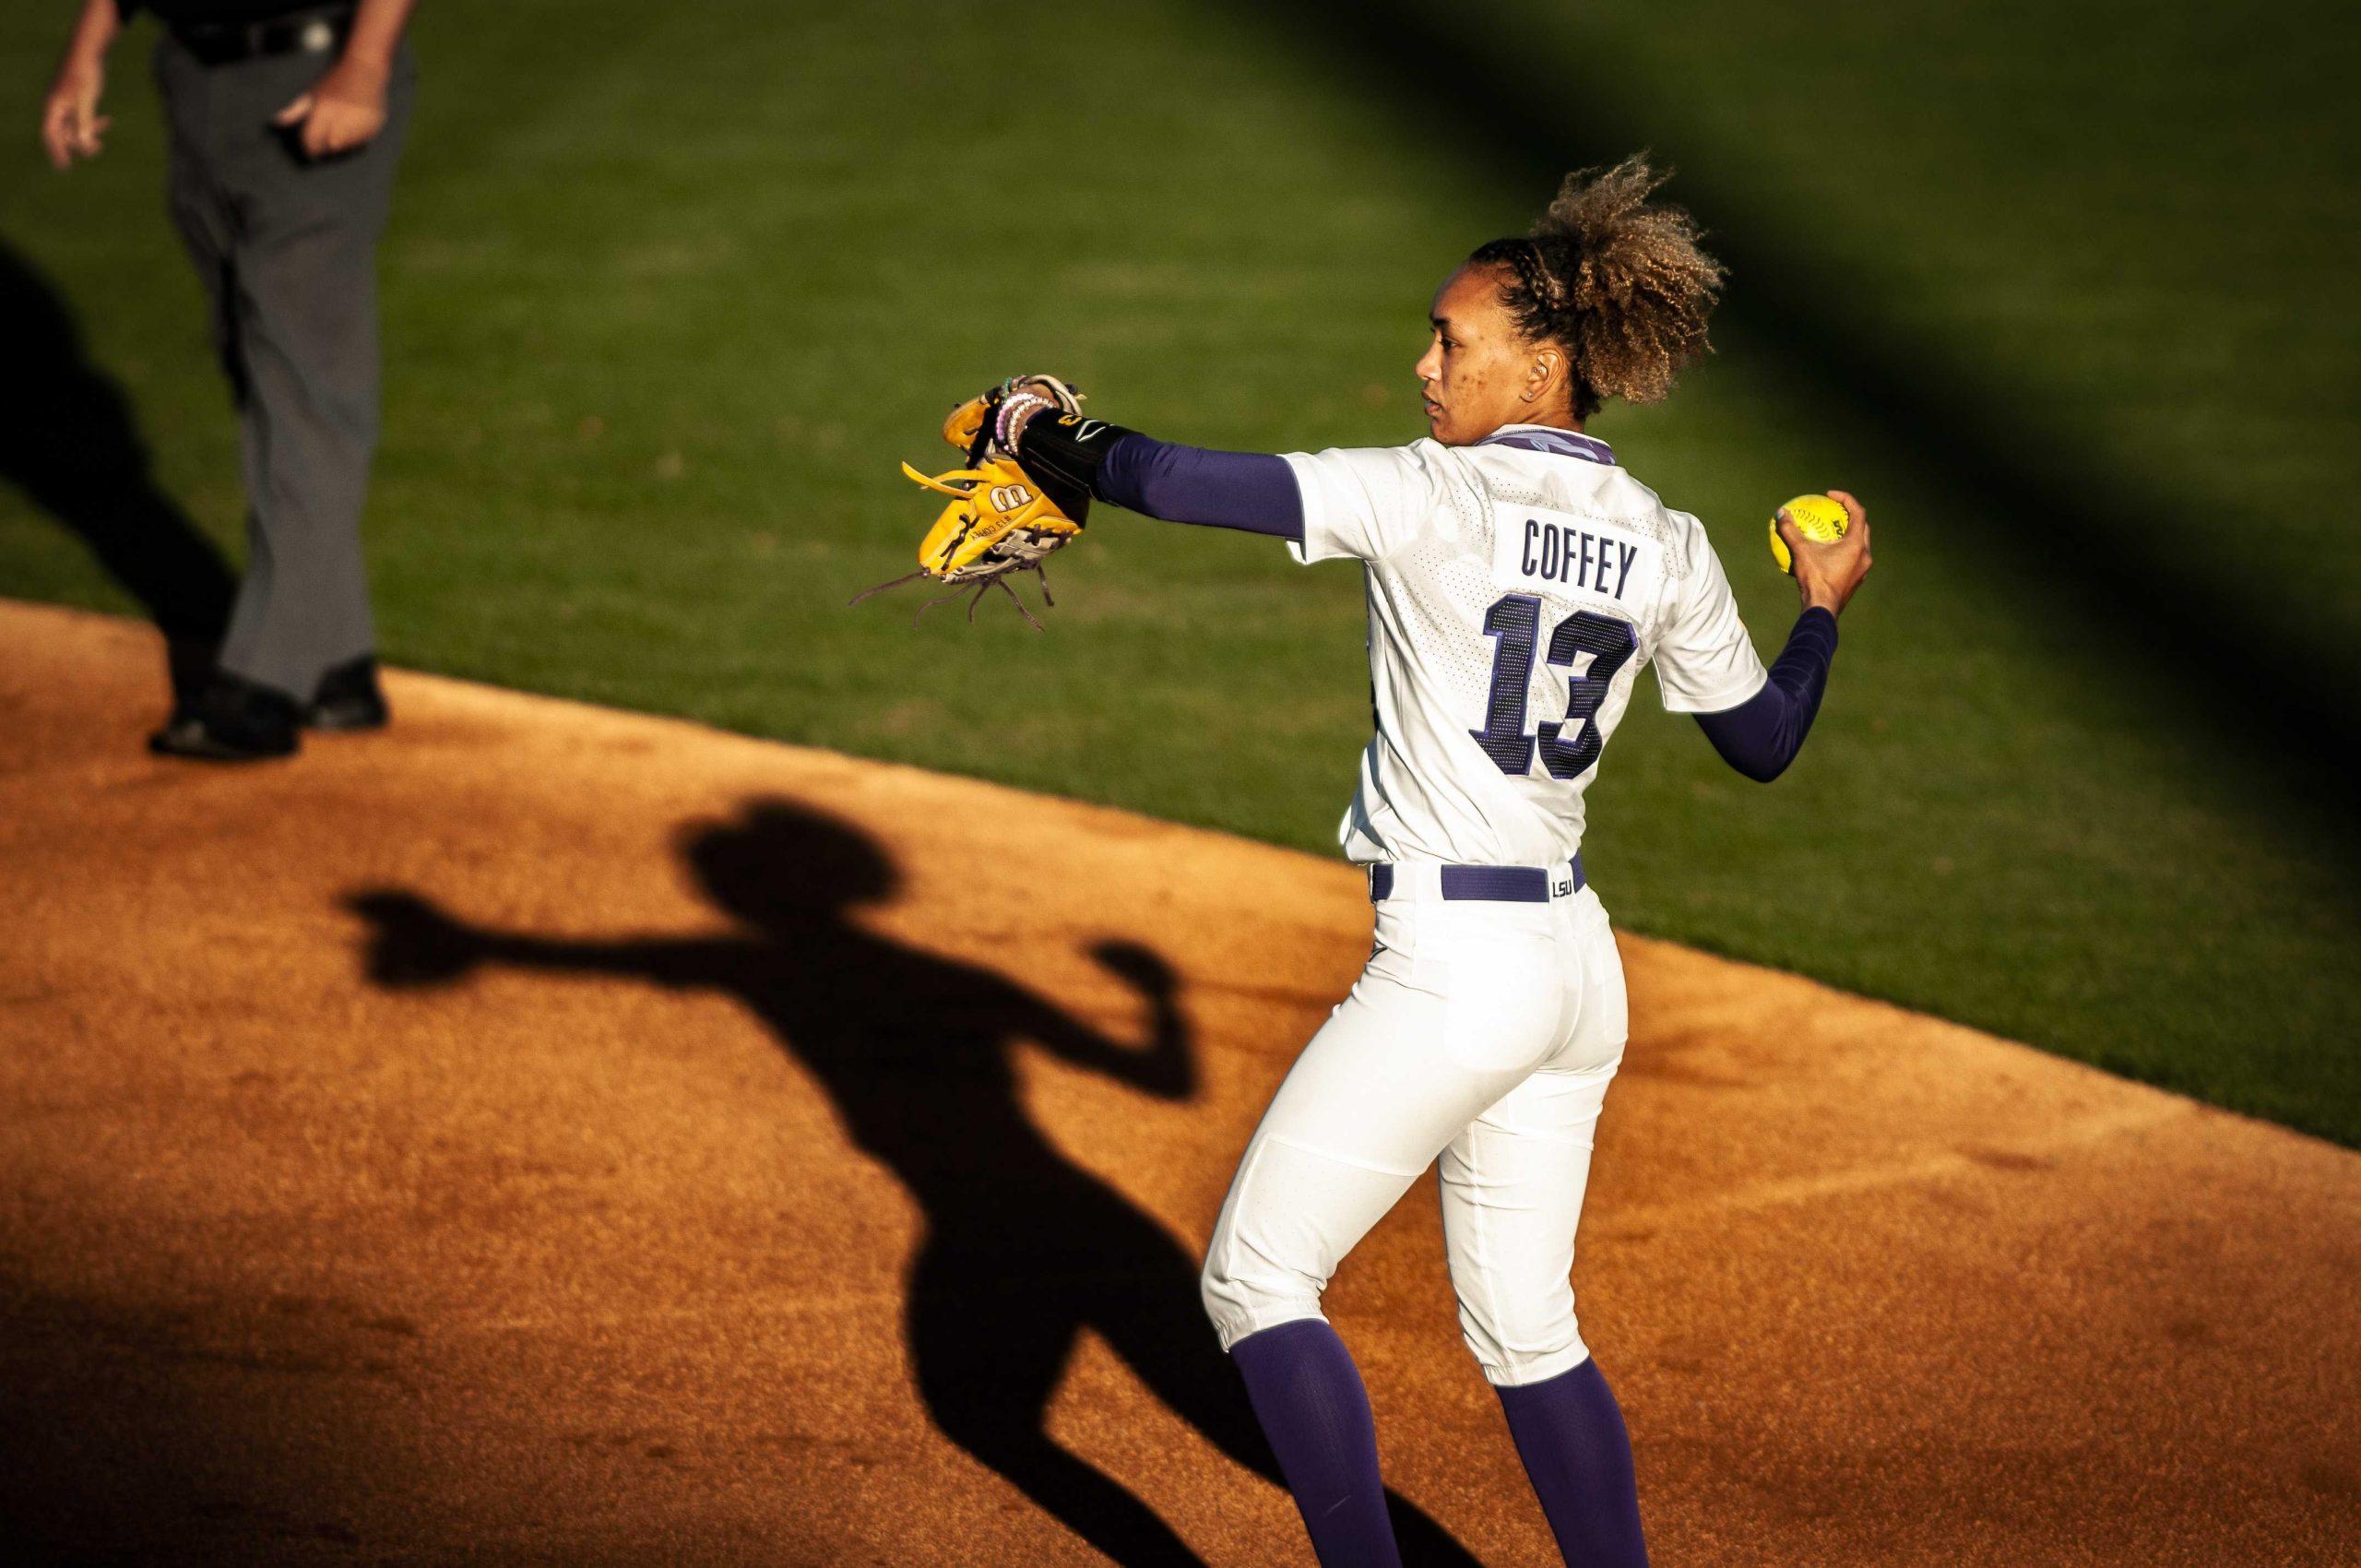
[3,600,2355,1567]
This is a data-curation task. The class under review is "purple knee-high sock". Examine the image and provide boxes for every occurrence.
[1229,1319,1403,1568]
[1496,1357,1649,1566]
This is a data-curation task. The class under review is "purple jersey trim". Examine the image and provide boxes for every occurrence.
[1097,434,1305,540]
[1477,426,1618,466]
[1693,607,1839,782]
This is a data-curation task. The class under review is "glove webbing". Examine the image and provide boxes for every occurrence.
[848,567,1055,631]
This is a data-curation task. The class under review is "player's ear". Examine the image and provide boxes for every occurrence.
[1523,346,1562,404]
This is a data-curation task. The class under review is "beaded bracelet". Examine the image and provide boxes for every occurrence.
[994,391,1055,453]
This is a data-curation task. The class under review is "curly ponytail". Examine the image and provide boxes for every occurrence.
[1468,157,1727,421]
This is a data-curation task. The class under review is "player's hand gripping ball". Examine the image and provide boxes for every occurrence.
[1768,493,1852,574]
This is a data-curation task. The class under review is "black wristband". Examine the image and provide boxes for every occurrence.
[1012,413,1138,519]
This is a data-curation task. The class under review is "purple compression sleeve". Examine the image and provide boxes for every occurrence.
[1496,1359,1650,1567]
[1097,433,1304,540]
[1229,1319,1403,1567]
[1693,606,1840,782]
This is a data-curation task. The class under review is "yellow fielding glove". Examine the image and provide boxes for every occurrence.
[847,456,1085,630]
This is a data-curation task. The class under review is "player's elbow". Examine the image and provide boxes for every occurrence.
[1701,728,1790,783]
[1694,694,1800,783]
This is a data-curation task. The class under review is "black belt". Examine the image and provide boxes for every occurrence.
[172,6,352,67]
[1369,857,1584,904]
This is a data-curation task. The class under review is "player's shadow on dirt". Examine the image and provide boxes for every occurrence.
[0,243,235,711]
[348,797,1478,1567]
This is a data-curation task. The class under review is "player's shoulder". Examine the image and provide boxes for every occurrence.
[1586,459,1688,528]
[1393,435,1465,481]
[1567,462,1711,593]
[1654,496,1715,552]
[1282,437,1486,563]
[1585,457,1703,535]
[1287,435,1457,490]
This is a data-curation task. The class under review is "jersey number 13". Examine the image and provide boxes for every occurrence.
[1470,593,1638,779]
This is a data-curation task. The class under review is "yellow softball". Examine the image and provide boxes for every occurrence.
[1768,493,1851,574]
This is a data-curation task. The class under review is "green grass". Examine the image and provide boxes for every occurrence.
[2,0,2354,1144]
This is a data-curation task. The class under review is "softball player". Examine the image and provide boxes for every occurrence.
[995,158,1873,1566]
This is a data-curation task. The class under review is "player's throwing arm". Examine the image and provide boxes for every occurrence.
[859,158,1873,1568]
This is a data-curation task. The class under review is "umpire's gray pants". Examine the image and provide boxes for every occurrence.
[156,30,415,701]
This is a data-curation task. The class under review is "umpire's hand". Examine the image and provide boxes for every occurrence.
[41,0,118,170]
[40,56,107,168]
[274,52,391,159]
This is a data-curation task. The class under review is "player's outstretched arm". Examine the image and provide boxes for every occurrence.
[346,891,741,992]
[1004,402,1305,541]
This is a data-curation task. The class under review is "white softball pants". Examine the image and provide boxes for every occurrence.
[1202,873,1628,1387]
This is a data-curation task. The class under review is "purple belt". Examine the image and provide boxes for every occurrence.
[1368,857,1584,904]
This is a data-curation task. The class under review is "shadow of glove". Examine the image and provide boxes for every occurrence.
[345,889,486,988]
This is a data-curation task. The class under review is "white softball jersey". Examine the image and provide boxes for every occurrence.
[1281,425,1768,869]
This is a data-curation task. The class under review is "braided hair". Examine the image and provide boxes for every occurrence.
[1468,157,1727,421]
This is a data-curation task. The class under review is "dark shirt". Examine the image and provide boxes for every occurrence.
[120,1,347,26]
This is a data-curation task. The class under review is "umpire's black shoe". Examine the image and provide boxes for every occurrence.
[307,655,390,732]
[148,671,303,761]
